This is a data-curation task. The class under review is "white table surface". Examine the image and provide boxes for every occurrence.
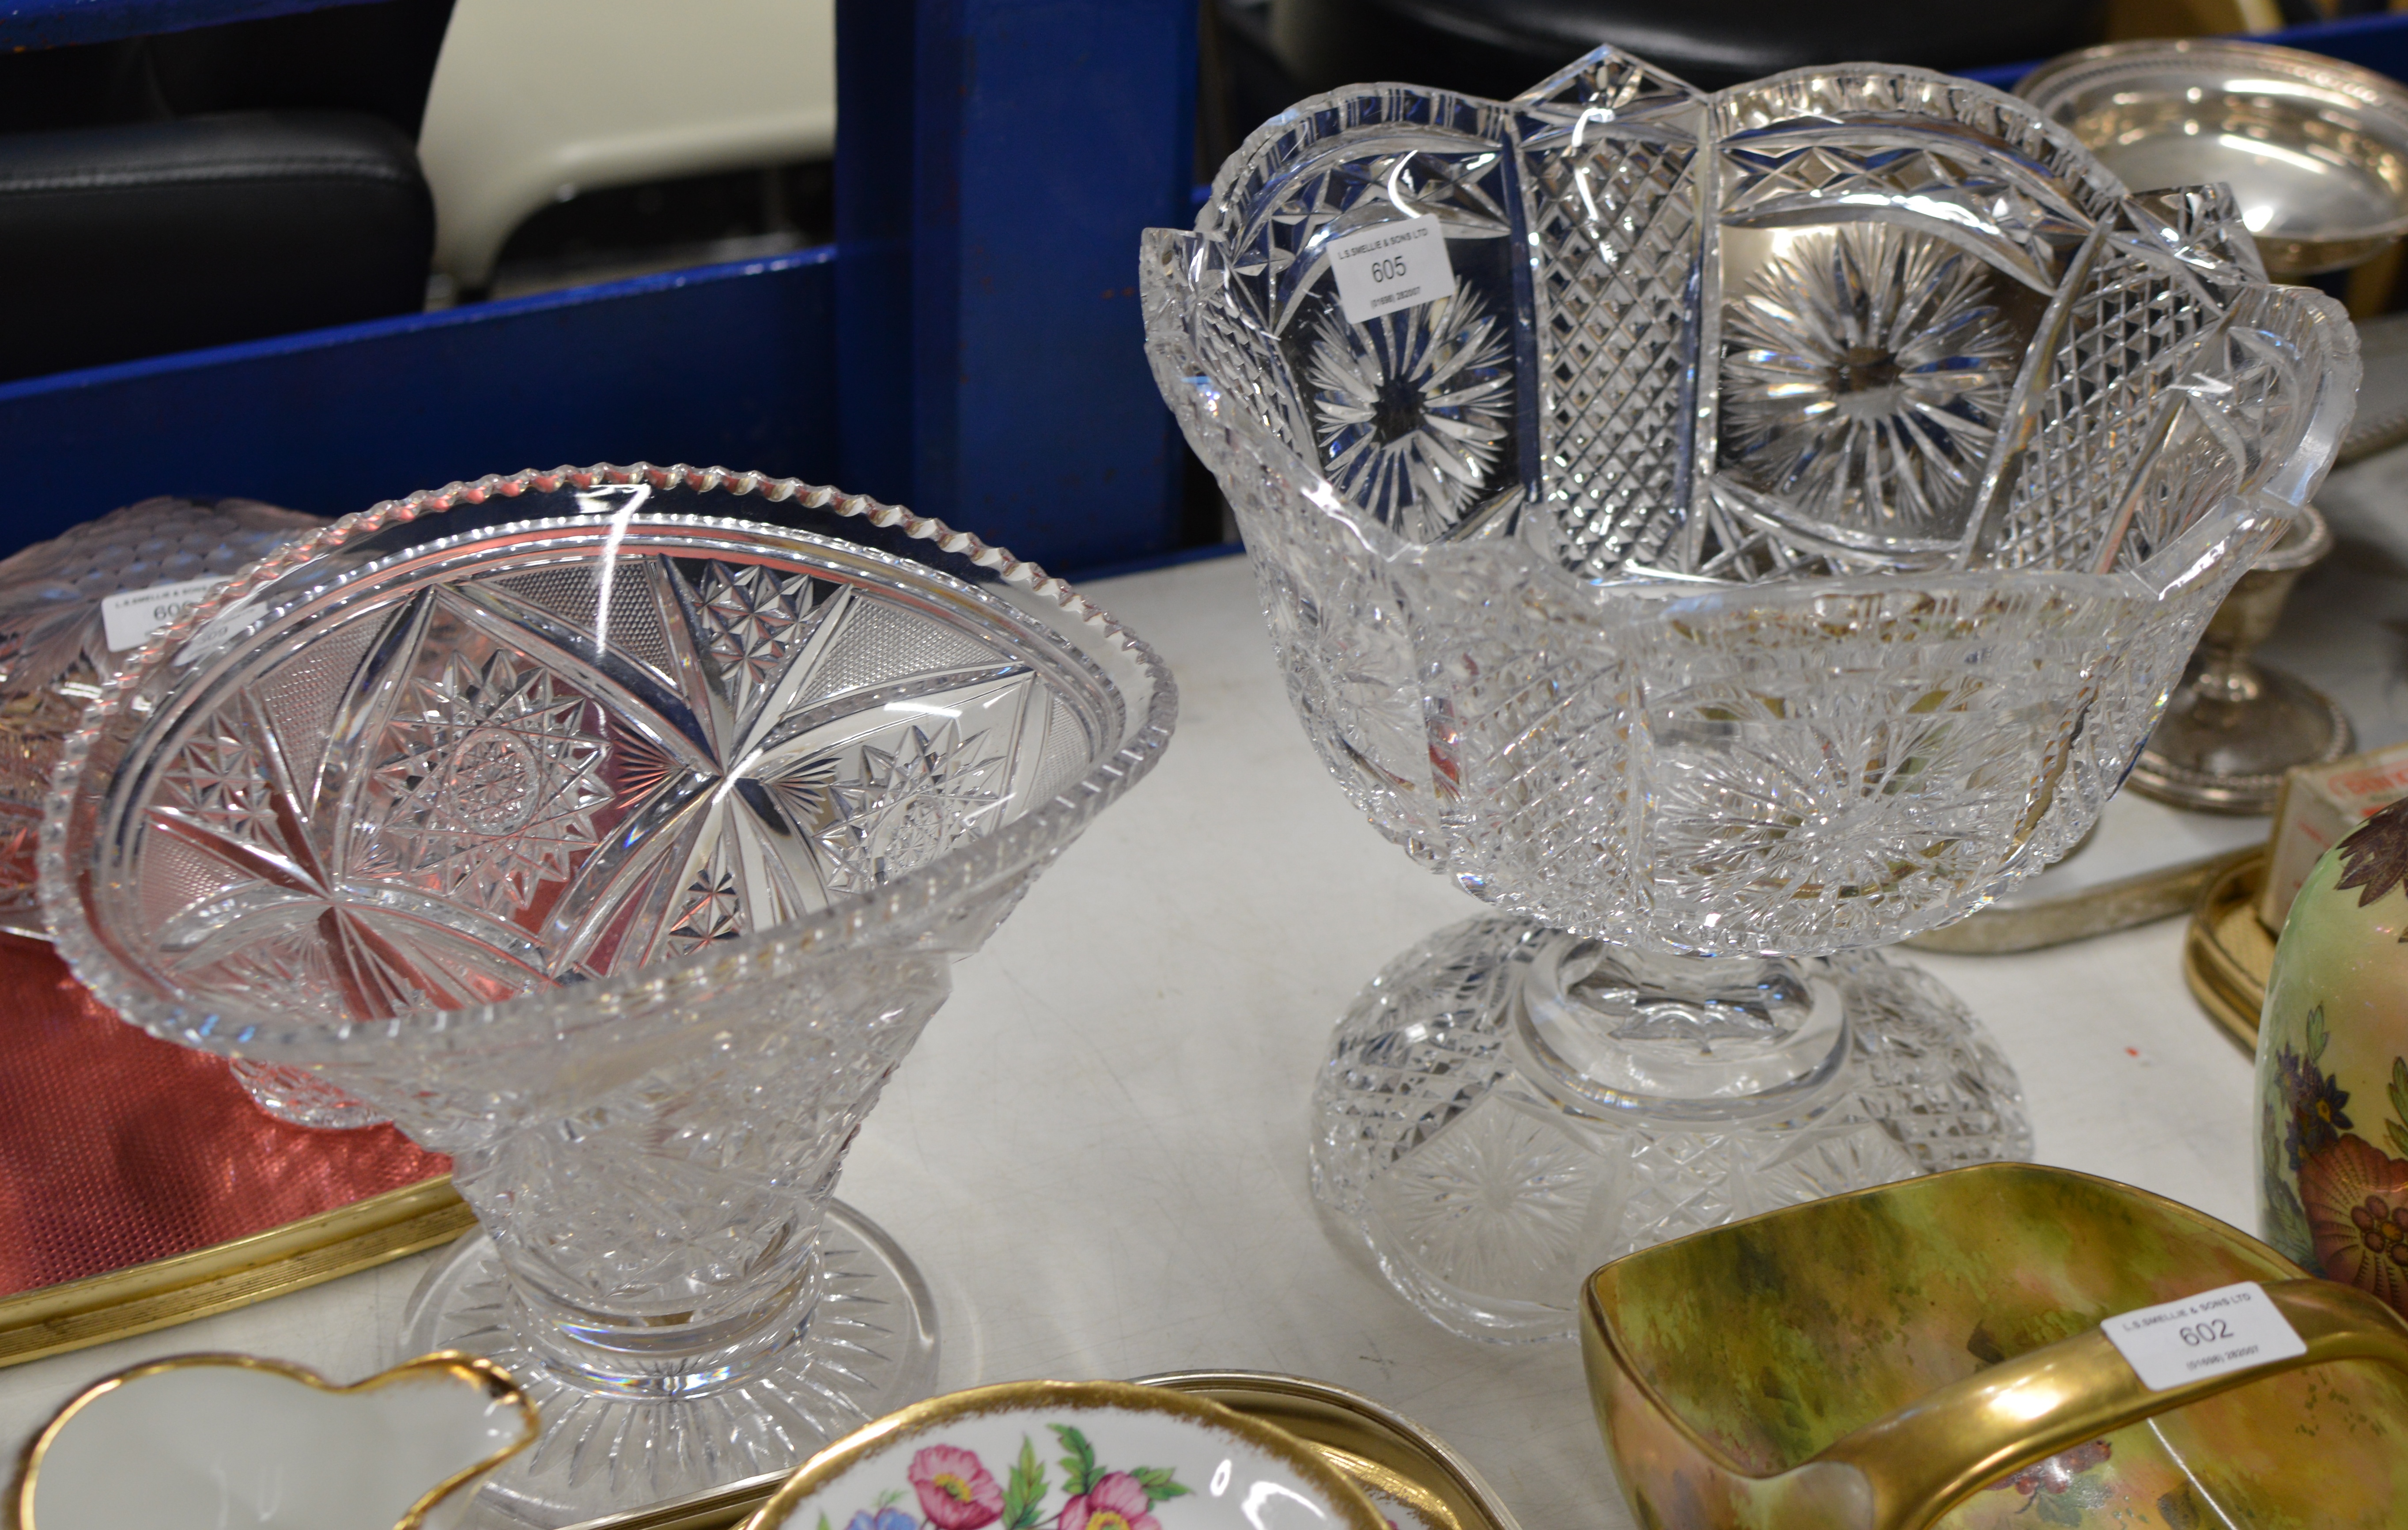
[0,550,2274,1530]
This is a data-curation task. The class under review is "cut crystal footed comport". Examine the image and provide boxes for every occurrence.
[39,463,1176,1524]
[1144,45,2359,1341]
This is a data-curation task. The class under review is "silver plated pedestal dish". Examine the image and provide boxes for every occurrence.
[2126,501,2352,813]
[1145,47,2359,1341]
[38,463,1176,1524]
[2018,38,2408,279]
[2019,42,2393,814]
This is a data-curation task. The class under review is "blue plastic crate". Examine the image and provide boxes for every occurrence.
[0,0,386,49]
[0,250,843,553]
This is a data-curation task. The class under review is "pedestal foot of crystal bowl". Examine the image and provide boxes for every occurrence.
[404,1199,938,1529]
[1308,918,2033,1343]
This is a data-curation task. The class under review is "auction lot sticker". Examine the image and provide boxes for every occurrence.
[2102,1280,2306,1390]
[99,576,228,652]
[1329,214,1458,325]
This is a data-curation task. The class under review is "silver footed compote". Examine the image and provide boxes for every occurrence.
[39,464,1176,1523]
[1143,46,2359,1341]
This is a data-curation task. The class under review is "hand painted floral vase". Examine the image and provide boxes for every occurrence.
[2257,793,2408,1310]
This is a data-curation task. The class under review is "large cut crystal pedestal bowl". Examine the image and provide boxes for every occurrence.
[1144,48,2359,1341]
[39,464,1176,1523]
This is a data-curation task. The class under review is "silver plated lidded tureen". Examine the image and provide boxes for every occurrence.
[1145,46,2358,1341]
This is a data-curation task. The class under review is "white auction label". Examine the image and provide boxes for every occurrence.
[99,576,228,652]
[2102,1280,2305,1390]
[1328,214,1457,325]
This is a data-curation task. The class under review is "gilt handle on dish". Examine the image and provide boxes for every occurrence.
[1811,1277,2408,1530]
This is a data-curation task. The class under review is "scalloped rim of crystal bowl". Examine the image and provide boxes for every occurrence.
[1155,256,2340,598]
[37,461,1179,1059]
[1168,45,2363,584]
[1204,54,2132,236]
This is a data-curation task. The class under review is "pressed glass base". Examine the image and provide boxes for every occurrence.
[1309,917,2032,1343]
[405,1200,938,1529]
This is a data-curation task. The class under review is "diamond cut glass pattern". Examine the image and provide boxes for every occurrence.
[367,648,612,913]
[42,464,1175,1523]
[1147,45,2357,1340]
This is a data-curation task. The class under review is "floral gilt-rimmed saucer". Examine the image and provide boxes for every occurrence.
[8,1350,537,1530]
[740,1380,1389,1530]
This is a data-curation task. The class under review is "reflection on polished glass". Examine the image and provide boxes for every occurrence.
[1145,45,2359,1340]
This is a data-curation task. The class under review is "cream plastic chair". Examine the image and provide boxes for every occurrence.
[417,0,836,290]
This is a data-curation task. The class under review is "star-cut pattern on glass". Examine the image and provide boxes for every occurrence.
[371,649,612,912]
[145,685,550,1024]
[514,559,1042,977]
[1720,223,2019,543]
[663,851,745,956]
[1643,696,2007,905]
[816,721,1009,895]
[136,553,1057,1021]
[1306,286,1513,537]
[1624,583,2128,948]
[154,728,282,839]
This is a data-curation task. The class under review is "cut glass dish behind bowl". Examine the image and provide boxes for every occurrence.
[0,496,371,1127]
[39,463,1177,1526]
[1145,45,2359,1341]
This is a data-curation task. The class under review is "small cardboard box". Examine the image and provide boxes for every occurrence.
[2262,741,2408,929]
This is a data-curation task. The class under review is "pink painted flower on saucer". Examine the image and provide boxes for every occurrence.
[1058,1471,1160,1530]
[909,1444,1005,1530]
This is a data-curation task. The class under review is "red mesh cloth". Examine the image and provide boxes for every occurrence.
[0,935,449,1298]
